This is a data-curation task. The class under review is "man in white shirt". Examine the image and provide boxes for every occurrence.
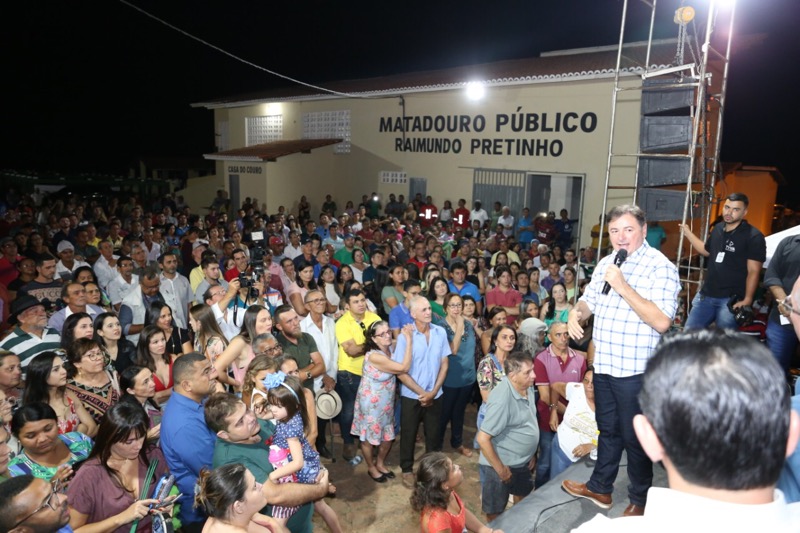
[107,256,139,310]
[54,241,89,282]
[284,231,303,260]
[158,252,193,329]
[300,289,337,459]
[93,240,119,291]
[497,206,515,238]
[470,201,489,227]
[573,330,800,532]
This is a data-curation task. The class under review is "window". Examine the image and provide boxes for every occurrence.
[217,121,229,151]
[303,110,351,154]
[246,115,283,146]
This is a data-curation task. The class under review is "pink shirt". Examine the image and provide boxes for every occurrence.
[485,286,523,325]
[533,346,586,430]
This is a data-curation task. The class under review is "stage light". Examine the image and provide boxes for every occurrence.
[674,6,695,24]
[465,82,485,101]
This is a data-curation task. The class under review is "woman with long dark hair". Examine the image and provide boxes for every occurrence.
[67,402,172,532]
[145,301,192,358]
[8,402,93,481]
[380,264,406,316]
[540,281,573,331]
[61,312,94,350]
[119,365,162,441]
[194,463,278,533]
[411,452,496,533]
[287,259,317,317]
[214,305,273,390]
[316,265,341,313]
[134,326,175,405]
[23,352,97,437]
[93,312,136,374]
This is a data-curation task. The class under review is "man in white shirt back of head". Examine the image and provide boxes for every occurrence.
[574,329,800,532]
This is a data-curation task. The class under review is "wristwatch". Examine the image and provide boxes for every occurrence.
[306,371,312,380]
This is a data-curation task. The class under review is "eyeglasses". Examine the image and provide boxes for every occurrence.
[11,479,64,529]
[83,350,105,361]
[306,298,327,305]
[448,303,463,308]
[375,331,393,338]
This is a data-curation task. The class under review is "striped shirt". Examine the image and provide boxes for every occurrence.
[0,326,62,369]
[582,242,679,377]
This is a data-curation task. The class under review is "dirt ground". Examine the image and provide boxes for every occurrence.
[311,403,486,532]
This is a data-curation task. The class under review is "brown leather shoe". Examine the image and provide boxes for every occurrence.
[622,503,645,517]
[402,472,415,490]
[561,480,613,509]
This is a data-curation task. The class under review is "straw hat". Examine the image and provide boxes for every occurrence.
[314,389,343,420]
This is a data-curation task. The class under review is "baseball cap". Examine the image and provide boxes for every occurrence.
[269,236,284,246]
[57,241,75,253]
[192,239,209,250]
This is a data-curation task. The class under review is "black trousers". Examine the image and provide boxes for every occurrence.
[400,396,442,473]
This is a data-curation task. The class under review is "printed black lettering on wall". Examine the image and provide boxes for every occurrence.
[379,108,597,157]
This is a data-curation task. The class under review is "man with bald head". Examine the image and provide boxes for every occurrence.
[393,295,450,488]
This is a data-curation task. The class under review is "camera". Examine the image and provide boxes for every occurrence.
[727,294,754,327]
[241,230,266,301]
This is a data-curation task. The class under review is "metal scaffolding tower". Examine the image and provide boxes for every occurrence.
[597,0,737,327]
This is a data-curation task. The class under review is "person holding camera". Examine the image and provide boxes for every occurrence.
[680,192,766,330]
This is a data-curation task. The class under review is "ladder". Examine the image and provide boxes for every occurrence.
[596,0,737,327]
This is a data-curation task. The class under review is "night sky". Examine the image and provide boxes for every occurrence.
[3,0,798,202]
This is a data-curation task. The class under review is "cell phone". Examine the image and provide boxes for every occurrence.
[158,493,182,507]
[150,475,175,509]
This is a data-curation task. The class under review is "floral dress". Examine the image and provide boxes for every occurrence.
[351,350,396,445]
[57,396,81,434]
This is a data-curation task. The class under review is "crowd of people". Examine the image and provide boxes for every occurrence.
[0,187,798,532]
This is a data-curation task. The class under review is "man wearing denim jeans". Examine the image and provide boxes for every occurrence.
[334,288,380,461]
[680,192,766,330]
[764,234,800,373]
[562,204,679,517]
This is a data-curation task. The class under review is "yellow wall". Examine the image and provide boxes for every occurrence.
[213,76,645,248]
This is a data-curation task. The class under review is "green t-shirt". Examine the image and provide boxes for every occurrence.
[276,332,317,390]
[212,420,313,533]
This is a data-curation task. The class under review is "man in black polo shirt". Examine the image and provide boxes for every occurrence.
[680,192,766,330]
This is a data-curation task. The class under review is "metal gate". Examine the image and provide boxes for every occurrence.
[472,169,528,217]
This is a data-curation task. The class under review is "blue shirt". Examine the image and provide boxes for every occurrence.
[448,280,481,303]
[392,323,450,400]
[389,302,413,330]
[160,392,217,525]
[516,215,534,244]
[778,393,800,503]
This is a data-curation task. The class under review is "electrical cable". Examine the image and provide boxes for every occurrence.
[118,0,375,99]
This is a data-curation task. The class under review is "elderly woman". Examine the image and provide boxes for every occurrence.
[437,293,477,458]
[8,402,93,481]
[23,352,97,437]
[67,402,173,532]
[351,321,413,482]
[533,321,587,488]
[66,338,120,424]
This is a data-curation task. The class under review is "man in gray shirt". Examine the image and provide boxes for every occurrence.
[476,350,539,520]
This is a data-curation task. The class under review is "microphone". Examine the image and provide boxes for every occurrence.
[602,249,628,295]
